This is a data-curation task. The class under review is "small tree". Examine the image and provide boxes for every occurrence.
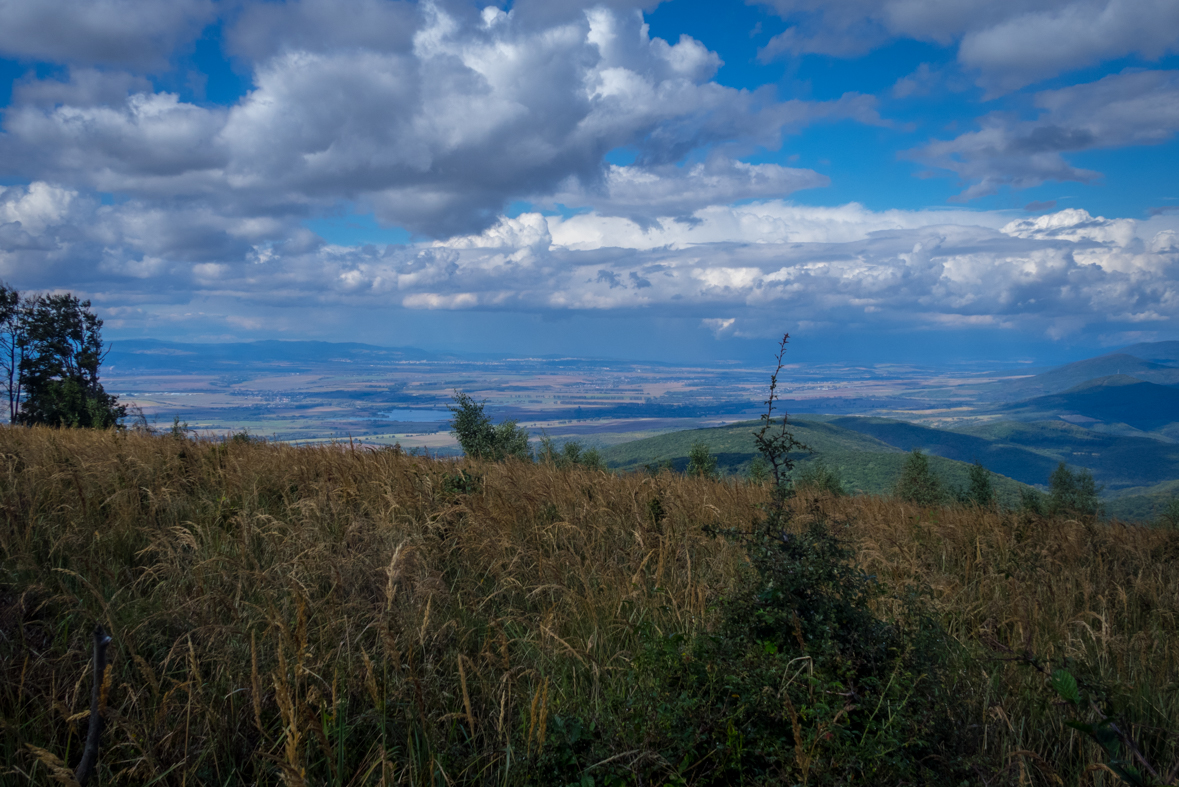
[747,456,770,483]
[967,460,995,508]
[1047,462,1102,520]
[794,459,844,497]
[1019,486,1046,516]
[896,449,944,506]
[15,292,124,428]
[686,440,718,479]
[537,433,604,470]
[448,391,531,461]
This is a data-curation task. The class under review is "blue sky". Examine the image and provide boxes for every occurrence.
[0,0,1178,365]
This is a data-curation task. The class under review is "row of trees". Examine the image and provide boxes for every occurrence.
[0,284,124,428]
[894,447,1104,518]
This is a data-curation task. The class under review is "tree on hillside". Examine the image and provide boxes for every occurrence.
[795,459,845,496]
[0,287,125,428]
[895,449,944,506]
[967,460,995,508]
[687,440,718,479]
[448,391,531,461]
[537,433,604,470]
[1047,462,1102,520]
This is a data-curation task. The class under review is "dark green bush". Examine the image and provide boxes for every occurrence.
[597,335,967,786]
[622,513,963,786]
[966,460,995,507]
[1048,461,1103,520]
[895,450,944,506]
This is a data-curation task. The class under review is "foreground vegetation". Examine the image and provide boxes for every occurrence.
[2,426,1178,785]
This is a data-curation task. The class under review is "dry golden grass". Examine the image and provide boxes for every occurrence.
[0,426,1176,785]
[818,492,1179,785]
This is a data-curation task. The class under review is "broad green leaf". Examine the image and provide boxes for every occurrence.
[1051,669,1081,704]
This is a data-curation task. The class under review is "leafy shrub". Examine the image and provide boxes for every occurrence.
[895,449,944,506]
[1158,497,1179,529]
[620,335,964,786]
[537,434,604,470]
[1048,461,1103,520]
[686,441,718,479]
[630,517,960,786]
[448,390,532,461]
[441,468,482,497]
[1020,485,1047,515]
[966,460,995,507]
[748,455,770,483]
[794,460,844,496]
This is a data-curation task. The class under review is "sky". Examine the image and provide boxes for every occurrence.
[1,0,1178,365]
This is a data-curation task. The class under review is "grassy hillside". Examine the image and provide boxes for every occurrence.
[599,418,1034,504]
[2,428,1178,785]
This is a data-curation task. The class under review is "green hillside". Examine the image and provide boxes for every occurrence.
[1000,375,1179,431]
[981,353,1179,399]
[823,416,1059,485]
[600,414,1179,520]
[600,418,1032,504]
[954,420,1179,490]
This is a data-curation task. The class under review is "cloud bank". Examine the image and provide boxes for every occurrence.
[755,0,1179,95]
[0,0,1176,353]
[4,174,1176,344]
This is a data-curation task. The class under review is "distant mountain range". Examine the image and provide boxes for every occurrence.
[985,351,1179,400]
[1115,341,1179,365]
[1000,375,1179,431]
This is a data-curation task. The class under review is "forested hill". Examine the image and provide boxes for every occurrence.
[598,415,1179,519]
[599,418,1034,506]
